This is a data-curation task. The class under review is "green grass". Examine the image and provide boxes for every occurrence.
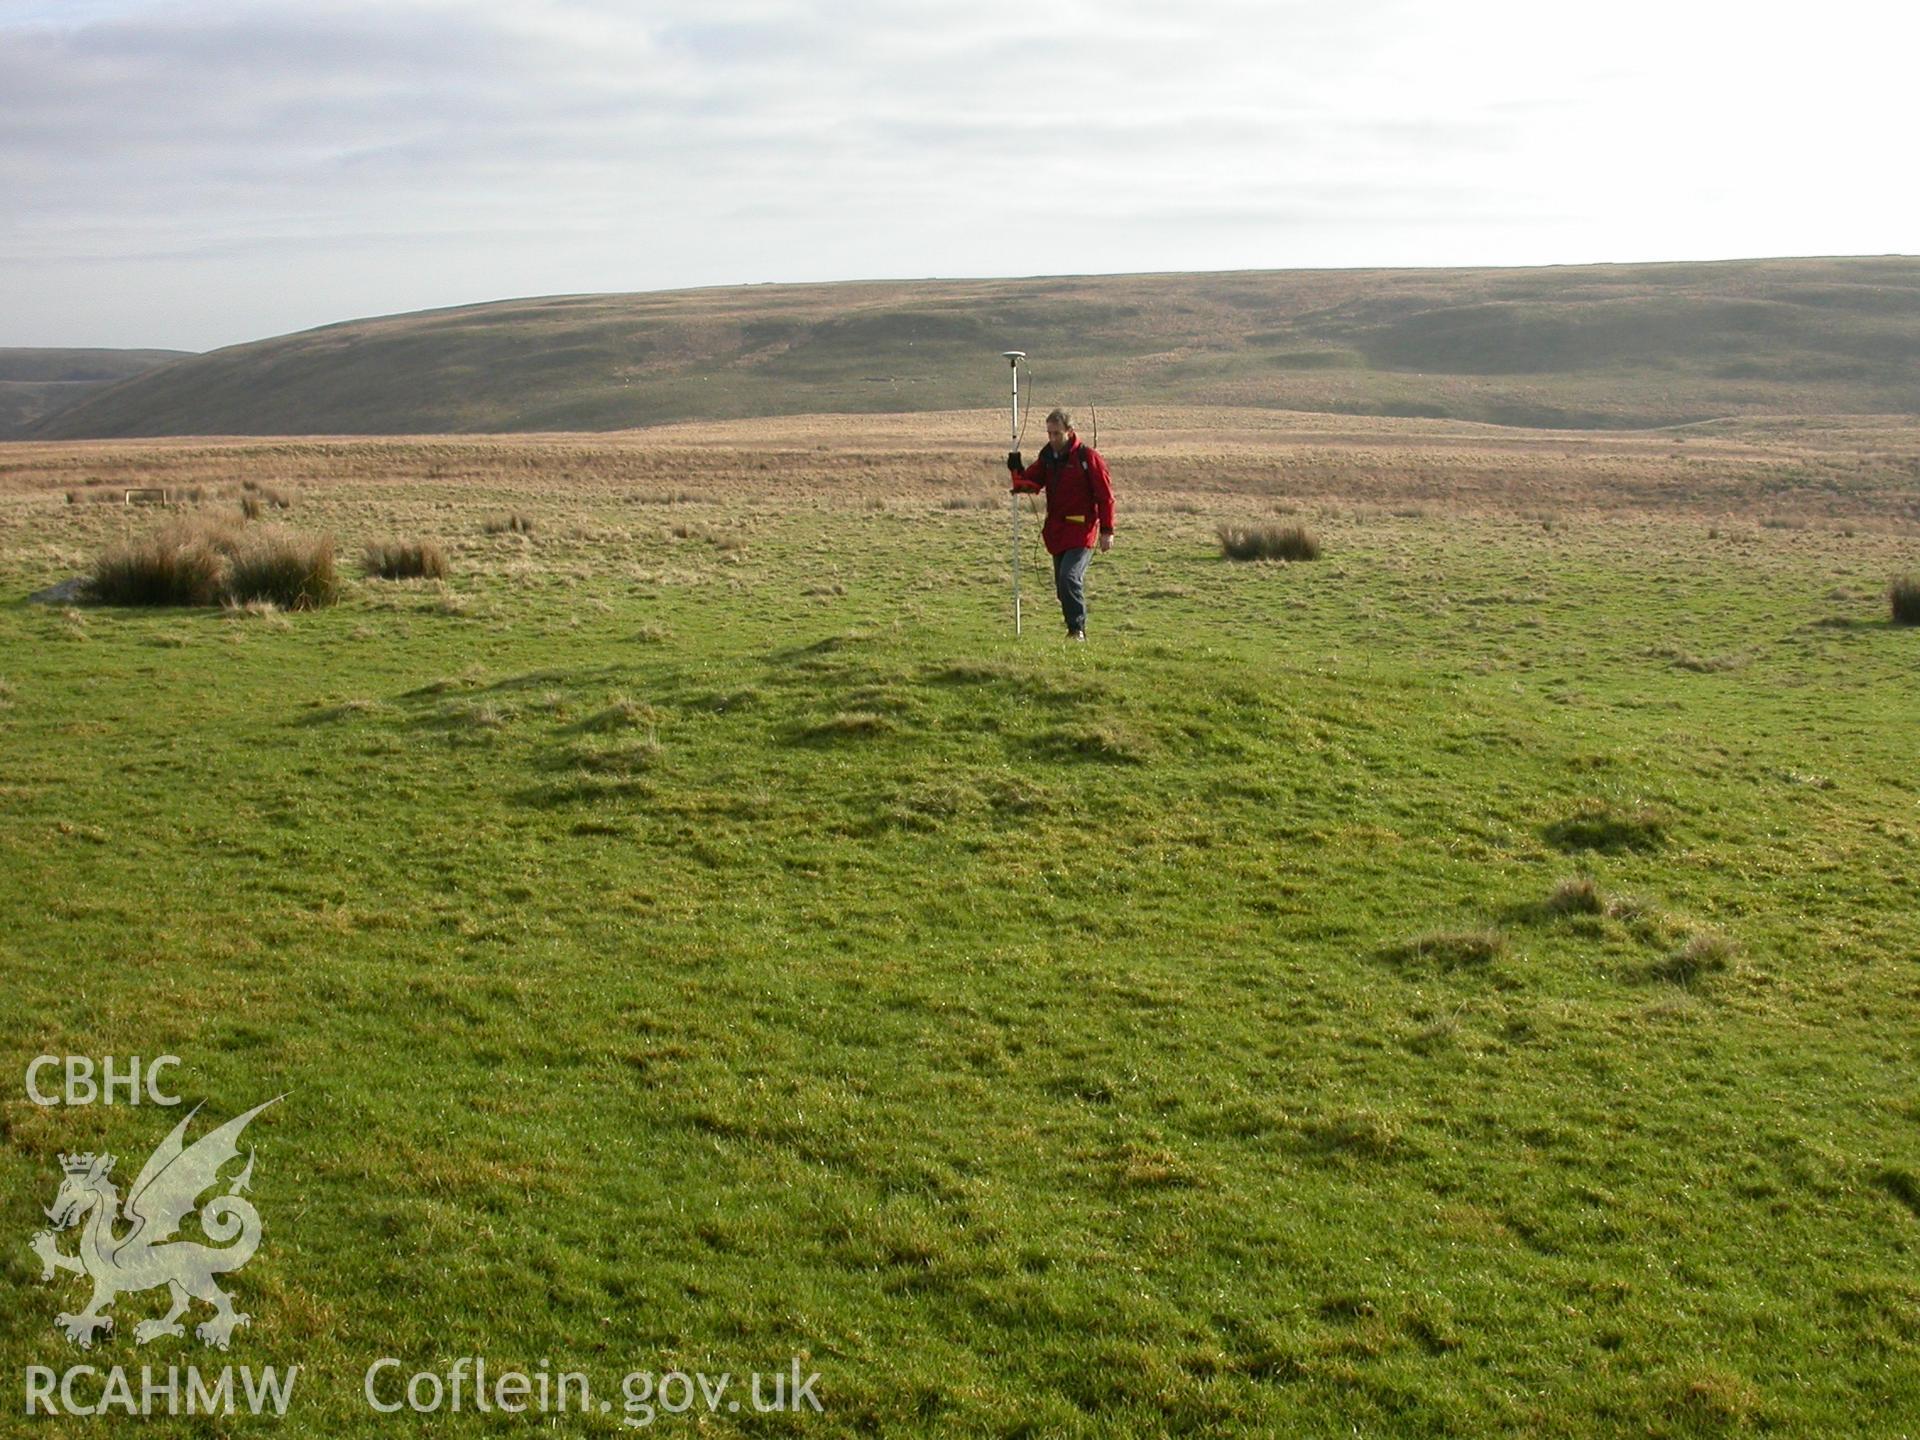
[2,458,1918,1436]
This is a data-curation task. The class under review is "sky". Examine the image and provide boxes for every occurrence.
[2,0,1914,352]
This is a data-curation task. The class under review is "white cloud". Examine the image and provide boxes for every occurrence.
[0,0,1913,348]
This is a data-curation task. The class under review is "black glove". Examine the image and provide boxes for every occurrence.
[1007,450,1023,472]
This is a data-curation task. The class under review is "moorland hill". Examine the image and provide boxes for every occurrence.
[0,347,192,437]
[29,256,1920,438]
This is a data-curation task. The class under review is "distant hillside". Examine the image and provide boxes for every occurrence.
[28,258,1920,439]
[0,348,193,438]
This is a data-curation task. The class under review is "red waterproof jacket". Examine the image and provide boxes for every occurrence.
[1010,433,1116,556]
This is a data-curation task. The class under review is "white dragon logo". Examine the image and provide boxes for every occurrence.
[29,1097,282,1351]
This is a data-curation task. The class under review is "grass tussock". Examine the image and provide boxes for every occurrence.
[576,695,657,733]
[364,538,449,580]
[483,513,536,535]
[1218,524,1321,562]
[221,598,292,630]
[1546,875,1604,915]
[90,517,338,609]
[1891,574,1920,625]
[241,479,291,503]
[91,518,232,605]
[1649,932,1738,986]
[1603,894,1692,951]
[437,701,509,731]
[226,531,338,609]
[239,483,292,517]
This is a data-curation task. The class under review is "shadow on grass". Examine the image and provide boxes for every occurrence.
[788,711,899,743]
[511,772,658,809]
[1544,802,1668,853]
[1030,721,1153,765]
[1498,875,1607,930]
[562,697,657,735]
[1808,616,1904,631]
[1874,1165,1920,1219]
[399,664,625,700]
[1635,933,1736,987]
[295,699,383,726]
[1294,1108,1417,1164]
[1378,928,1505,970]
[923,658,1109,706]
[764,631,879,670]
[481,666,622,694]
[1497,899,1613,936]
[407,699,514,734]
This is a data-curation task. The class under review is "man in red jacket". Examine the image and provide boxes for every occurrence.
[1007,408,1116,641]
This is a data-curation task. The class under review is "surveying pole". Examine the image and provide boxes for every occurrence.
[1003,351,1025,635]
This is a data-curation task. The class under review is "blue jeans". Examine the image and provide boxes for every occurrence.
[1052,548,1092,633]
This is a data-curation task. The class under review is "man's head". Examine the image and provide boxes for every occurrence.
[1045,408,1073,451]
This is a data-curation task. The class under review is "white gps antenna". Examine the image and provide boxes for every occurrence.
[1002,351,1026,635]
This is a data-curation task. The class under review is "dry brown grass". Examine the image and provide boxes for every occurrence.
[228,530,338,608]
[91,516,234,605]
[88,515,338,608]
[1547,876,1604,915]
[1892,574,1920,625]
[1219,523,1321,562]
[241,479,292,508]
[5,412,1919,563]
[364,538,449,580]
[222,598,293,629]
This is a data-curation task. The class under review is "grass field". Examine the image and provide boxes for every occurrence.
[3,410,1918,1436]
